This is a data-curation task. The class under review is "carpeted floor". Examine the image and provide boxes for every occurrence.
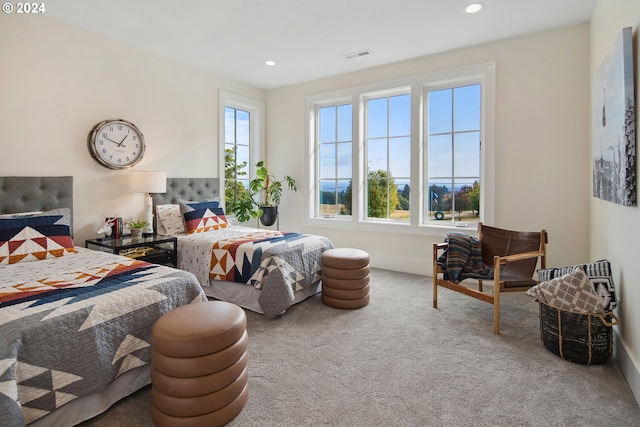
[80,268,640,426]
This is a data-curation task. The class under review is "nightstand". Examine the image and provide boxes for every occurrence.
[85,234,178,267]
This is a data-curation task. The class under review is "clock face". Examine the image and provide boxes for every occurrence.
[88,119,146,169]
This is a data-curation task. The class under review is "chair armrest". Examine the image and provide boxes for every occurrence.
[494,250,545,264]
[432,242,448,269]
[433,242,448,258]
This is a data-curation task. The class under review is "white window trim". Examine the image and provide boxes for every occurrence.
[219,91,265,209]
[422,68,495,229]
[362,87,412,221]
[305,63,495,237]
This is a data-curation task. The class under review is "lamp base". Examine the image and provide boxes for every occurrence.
[144,193,154,234]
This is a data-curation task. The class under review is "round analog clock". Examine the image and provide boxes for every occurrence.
[88,119,146,169]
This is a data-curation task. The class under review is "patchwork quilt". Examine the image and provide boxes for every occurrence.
[177,226,334,317]
[0,248,206,426]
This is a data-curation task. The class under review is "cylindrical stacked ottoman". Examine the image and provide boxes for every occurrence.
[151,301,248,427]
[321,248,370,309]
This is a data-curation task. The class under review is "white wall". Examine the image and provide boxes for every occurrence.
[266,24,591,276]
[0,15,265,243]
[590,0,640,404]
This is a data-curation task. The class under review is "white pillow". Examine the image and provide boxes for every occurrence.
[156,204,186,235]
[0,211,42,218]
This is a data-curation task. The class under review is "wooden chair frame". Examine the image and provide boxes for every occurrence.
[432,223,547,334]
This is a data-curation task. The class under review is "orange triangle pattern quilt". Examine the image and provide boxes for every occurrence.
[0,250,206,425]
[210,231,284,281]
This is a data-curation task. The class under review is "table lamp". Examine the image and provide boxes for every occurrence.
[129,170,167,234]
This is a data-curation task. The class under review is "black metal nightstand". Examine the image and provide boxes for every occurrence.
[85,234,177,267]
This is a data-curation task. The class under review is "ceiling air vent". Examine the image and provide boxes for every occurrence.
[344,50,372,60]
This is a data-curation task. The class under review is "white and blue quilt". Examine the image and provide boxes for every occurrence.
[0,248,205,426]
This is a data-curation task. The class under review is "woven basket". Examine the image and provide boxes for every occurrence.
[538,301,620,365]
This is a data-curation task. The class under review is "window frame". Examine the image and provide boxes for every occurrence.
[317,102,354,218]
[305,63,495,236]
[363,87,412,222]
[423,81,482,226]
[219,91,265,213]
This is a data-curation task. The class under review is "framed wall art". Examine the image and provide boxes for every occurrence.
[592,26,636,206]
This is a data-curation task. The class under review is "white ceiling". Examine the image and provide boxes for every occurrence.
[45,0,596,90]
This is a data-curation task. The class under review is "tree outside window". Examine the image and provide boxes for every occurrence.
[308,64,493,230]
[427,84,481,223]
[224,106,250,214]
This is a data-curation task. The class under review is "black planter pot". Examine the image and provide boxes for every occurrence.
[260,205,278,226]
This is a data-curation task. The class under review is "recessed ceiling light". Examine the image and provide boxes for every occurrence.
[465,2,484,13]
[265,60,277,66]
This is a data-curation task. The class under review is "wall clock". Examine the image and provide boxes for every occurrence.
[88,119,146,169]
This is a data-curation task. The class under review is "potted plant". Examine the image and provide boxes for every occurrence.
[125,219,148,237]
[231,161,297,226]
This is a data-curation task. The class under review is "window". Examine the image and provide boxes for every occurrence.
[219,92,264,215]
[365,92,411,220]
[224,106,250,214]
[426,84,481,224]
[318,103,352,216]
[306,64,495,234]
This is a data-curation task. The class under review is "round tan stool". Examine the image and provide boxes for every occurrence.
[321,248,370,309]
[151,301,248,427]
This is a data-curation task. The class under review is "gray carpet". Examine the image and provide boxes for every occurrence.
[80,268,640,426]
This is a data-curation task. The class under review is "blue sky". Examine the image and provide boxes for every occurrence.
[225,107,251,185]
[318,84,480,193]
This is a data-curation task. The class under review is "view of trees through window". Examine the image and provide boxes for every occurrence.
[318,103,352,216]
[316,82,481,224]
[224,106,250,214]
[427,84,481,223]
[365,94,411,219]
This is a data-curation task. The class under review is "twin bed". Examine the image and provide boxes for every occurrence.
[0,176,332,426]
[151,177,333,317]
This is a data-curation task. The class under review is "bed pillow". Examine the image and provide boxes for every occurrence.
[156,204,186,235]
[527,267,605,314]
[178,199,229,234]
[0,211,43,218]
[538,259,616,311]
[0,208,76,265]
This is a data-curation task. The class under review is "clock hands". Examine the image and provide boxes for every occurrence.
[102,134,127,148]
[117,134,128,147]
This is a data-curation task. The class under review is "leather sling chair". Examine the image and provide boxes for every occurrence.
[432,223,547,334]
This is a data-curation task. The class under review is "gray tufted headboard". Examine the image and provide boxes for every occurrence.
[0,175,73,213]
[0,176,74,233]
[151,177,220,230]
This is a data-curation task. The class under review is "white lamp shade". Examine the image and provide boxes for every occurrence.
[130,171,167,194]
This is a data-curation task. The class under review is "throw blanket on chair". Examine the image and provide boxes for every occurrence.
[437,232,493,283]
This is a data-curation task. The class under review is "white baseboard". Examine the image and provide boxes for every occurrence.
[370,254,430,276]
[614,330,640,406]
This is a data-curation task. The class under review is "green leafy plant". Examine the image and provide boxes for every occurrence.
[231,161,297,223]
[125,219,148,229]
